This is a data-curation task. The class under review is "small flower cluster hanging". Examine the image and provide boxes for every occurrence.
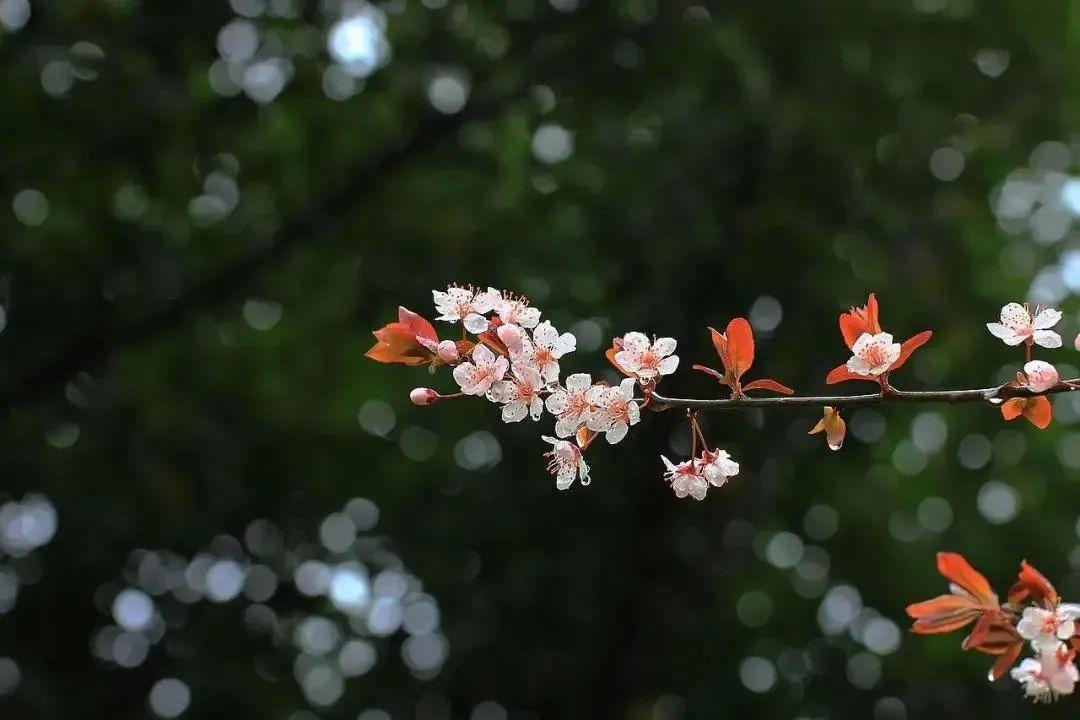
[367,287,1080,500]
[908,553,1080,703]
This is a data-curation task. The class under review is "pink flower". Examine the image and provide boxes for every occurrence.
[585,378,640,444]
[1011,644,1080,703]
[1016,605,1080,651]
[409,388,440,406]
[544,373,597,438]
[433,286,498,334]
[518,321,576,383]
[1024,360,1060,393]
[661,456,709,500]
[488,363,545,422]
[542,436,590,489]
[613,332,679,381]
[845,332,901,376]
[987,302,1062,348]
[451,344,508,395]
[494,293,541,329]
[696,448,740,488]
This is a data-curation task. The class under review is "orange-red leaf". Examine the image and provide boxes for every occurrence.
[988,643,1024,681]
[725,318,755,378]
[741,378,794,395]
[708,326,728,365]
[838,293,881,348]
[1008,560,1059,606]
[825,364,878,385]
[964,611,1022,654]
[808,406,845,450]
[1024,396,1053,429]
[937,552,996,606]
[692,364,726,383]
[906,595,983,634]
[1000,398,1025,421]
[397,306,437,344]
[890,330,933,372]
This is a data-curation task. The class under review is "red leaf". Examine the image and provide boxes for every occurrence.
[808,406,845,450]
[1008,560,1059,606]
[742,378,795,395]
[890,330,933,372]
[988,642,1024,681]
[725,318,755,379]
[1024,396,1053,429]
[964,611,1022,654]
[1000,398,1025,421]
[906,595,983,634]
[838,293,881,348]
[825,364,878,385]
[708,326,728,364]
[397,306,437,343]
[692,364,727,383]
[937,552,997,606]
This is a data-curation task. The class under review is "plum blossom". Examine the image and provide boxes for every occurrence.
[513,321,576,383]
[846,332,901,377]
[1011,645,1080,703]
[542,436,590,489]
[1017,605,1080,651]
[494,293,541,329]
[662,456,709,500]
[697,448,739,488]
[452,344,508,395]
[1024,360,1060,393]
[586,378,640,444]
[614,332,679,381]
[987,302,1062,348]
[488,363,545,422]
[545,373,597,438]
[433,286,498,334]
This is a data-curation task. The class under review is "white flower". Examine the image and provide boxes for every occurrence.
[696,448,740,488]
[494,294,541,329]
[987,302,1062,348]
[1011,644,1080,703]
[433,286,498,334]
[662,456,709,500]
[846,332,901,376]
[613,332,679,380]
[544,373,596,438]
[488,363,544,423]
[1017,605,1080,651]
[496,323,528,359]
[542,435,590,490]
[451,343,508,395]
[1024,360,1060,393]
[523,321,576,383]
[586,378,640,444]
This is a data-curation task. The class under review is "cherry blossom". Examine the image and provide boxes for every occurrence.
[697,448,739,488]
[1017,605,1080,651]
[987,302,1062,348]
[1011,646,1080,703]
[586,378,640,444]
[542,436,590,490]
[613,332,679,381]
[494,293,541,329]
[662,456,709,500]
[524,321,577,383]
[826,294,931,385]
[433,286,498,334]
[846,332,901,377]
[545,373,597,438]
[1024,360,1060,393]
[488,363,545,423]
[496,323,528,358]
[452,343,508,396]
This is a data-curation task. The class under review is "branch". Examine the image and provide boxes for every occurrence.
[647,379,1080,412]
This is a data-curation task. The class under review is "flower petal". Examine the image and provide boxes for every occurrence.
[1033,329,1063,348]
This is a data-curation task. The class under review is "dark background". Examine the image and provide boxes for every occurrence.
[2,0,1080,718]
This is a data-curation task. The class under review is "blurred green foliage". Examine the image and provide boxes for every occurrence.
[2,0,1080,718]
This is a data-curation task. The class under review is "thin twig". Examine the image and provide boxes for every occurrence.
[648,379,1080,412]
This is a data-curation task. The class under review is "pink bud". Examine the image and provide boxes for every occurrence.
[410,387,440,406]
[436,340,459,364]
[1024,360,1059,393]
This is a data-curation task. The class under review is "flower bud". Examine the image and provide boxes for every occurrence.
[1024,360,1059,393]
[1075,333,1080,352]
[410,387,440,406]
[436,340,459,364]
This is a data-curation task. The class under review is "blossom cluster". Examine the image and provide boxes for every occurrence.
[367,285,706,496]
[908,553,1080,703]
